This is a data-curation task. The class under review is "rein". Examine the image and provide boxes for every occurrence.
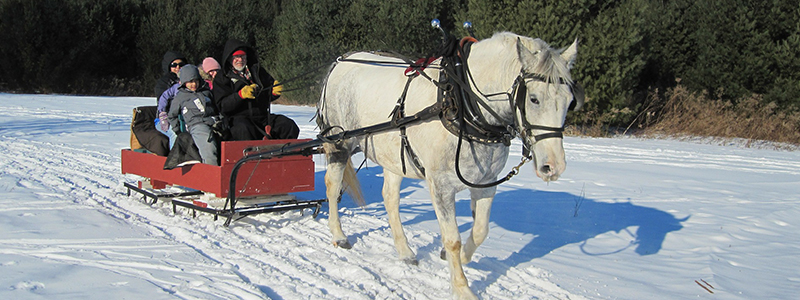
[269,60,335,93]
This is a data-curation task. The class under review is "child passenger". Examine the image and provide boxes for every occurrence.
[168,64,219,166]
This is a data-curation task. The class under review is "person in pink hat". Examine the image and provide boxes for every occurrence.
[200,57,221,89]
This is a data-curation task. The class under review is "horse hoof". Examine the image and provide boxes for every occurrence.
[333,239,352,249]
[440,248,446,260]
[402,257,419,266]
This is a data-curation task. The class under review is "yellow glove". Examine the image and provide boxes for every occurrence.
[238,83,258,99]
[272,80,282,96]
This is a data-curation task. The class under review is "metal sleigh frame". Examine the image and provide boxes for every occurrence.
[122,139,326,225]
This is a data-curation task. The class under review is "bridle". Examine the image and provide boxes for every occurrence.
[443,41,582,188]
[509,73,582,144]
[457,62,580,147]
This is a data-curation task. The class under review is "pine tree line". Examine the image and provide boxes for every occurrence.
[1,0,798,127]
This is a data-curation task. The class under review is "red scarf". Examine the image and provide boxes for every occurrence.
[232,66,252,83]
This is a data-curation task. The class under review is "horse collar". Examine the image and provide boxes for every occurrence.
[436,44,514,145]
[437,71,513,145]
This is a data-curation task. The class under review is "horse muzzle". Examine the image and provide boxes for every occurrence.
[527,137,566,182]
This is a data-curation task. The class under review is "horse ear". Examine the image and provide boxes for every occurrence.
[561,38,579,69]
[516,37,538,72]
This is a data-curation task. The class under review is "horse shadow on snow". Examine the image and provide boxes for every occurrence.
[309,166,688,287]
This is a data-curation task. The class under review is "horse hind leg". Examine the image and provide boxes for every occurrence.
[382,171,417,265]
[324,142,357,249]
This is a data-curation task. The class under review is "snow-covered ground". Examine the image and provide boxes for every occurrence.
[1,93,798,299]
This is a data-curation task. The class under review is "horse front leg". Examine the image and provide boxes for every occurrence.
[382,171,417,264]
[429,180,477,300]
[462,186,496,263]
[324,144,351,249]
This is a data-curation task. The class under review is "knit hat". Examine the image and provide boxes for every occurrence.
[178,64,200,86]
[202,57,220,73]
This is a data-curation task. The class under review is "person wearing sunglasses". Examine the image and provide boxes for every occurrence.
[149,50,187,150]
[154,50,187,102]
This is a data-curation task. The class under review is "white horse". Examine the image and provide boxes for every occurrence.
[317,32,580,299]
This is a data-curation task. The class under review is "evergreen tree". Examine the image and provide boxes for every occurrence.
[0,0,143,94]
[137,0,279,89]
[0,0,797,118]
[576,0,648,125]
[272,0,451,103]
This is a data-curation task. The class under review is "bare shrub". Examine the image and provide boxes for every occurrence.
[641,85,800,147]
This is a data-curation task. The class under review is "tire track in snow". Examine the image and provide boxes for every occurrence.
[0,136,444,299]
[565,141,800,175]
[0,137,267,299]
[1,128,576,299]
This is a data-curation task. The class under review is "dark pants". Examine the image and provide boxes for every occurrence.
[228,114,300,141]
[163,132,202,169]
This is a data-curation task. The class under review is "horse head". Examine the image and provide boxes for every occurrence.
[512,36,581,182]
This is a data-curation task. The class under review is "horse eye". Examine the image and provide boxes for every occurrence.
[529,95,539,105]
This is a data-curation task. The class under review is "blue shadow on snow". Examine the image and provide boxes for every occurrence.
[299,165,688,291]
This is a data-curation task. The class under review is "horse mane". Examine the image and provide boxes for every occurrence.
[483,32,573,85]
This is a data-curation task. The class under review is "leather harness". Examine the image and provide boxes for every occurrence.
[328,38,576,185]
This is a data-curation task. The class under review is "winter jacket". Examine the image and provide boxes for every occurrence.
[157,83,179,113]
[212,39,279,120]
[154,50,186,100]
[168,65,217,134]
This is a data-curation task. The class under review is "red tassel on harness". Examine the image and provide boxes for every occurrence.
[404,57,437,76]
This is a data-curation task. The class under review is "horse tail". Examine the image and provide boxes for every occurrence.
[323,143,365,207]
[343,156,365,207]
